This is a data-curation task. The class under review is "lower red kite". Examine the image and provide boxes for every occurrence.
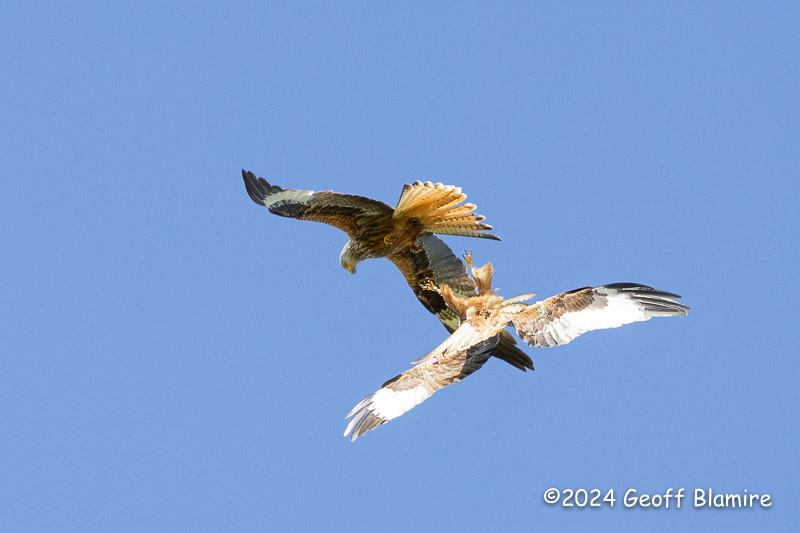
[344,254,689,441]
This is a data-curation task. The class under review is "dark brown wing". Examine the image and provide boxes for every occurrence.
[387,234,534,371]
[512,283,690,348]
[242,170,393,237]
[344,336,500,441]
[387,233,476,332]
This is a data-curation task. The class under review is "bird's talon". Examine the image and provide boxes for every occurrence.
[463,250,473,268]
[420,279,439,292]
[383,235,393,246]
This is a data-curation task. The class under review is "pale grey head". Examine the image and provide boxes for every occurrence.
[339,240,365,274]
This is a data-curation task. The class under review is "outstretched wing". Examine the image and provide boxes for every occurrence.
[242,170,393,237]
[344,336,500,441]
[388,235,534,371]
[512,283,690,348]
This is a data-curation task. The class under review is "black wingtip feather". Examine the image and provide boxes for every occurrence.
[242,169,265,205]
[636,296,691,314]
[605,283,691,314]
[604,282,684,301]
[242,169,283,206]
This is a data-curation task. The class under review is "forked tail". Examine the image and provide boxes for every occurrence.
[393,181,501,240]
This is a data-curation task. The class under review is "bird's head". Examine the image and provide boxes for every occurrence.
[339,242,361,274]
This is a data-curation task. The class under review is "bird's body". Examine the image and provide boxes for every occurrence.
[243,170,500,271]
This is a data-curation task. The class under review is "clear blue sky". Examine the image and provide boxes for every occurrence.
[2,1,798,531]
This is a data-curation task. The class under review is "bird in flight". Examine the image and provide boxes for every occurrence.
[242,170,534,372]
[243,169,500,273]
[344,253,690,441]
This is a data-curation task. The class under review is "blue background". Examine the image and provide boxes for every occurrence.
[3,1,798,531]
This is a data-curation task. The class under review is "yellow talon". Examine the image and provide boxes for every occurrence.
[383,235,393,246]
[410,239,421,253]
[463,250,473,268]
[420,279,438,292]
